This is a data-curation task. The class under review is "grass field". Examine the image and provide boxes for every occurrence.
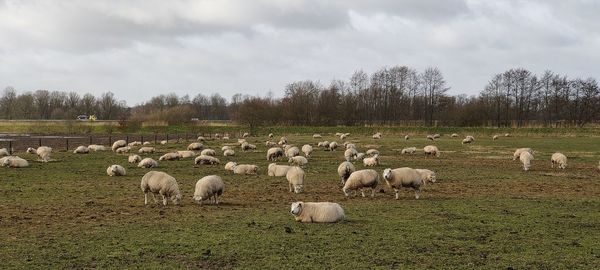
[1,130,600,269]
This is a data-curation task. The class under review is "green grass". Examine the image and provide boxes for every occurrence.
[1,131,600,268]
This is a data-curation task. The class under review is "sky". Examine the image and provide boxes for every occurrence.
[0,0,598,106]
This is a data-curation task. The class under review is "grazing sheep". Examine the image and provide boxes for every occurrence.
[286,166,305,193]
[197,136,206,142]
[201,149,216,156]
[290,202,345,223]
[221,146,232,152]
[284,144,294,151]
[288,156,308,167]
[513,148,533,160]
[112,140,127,151]
[340,133,349,140]
[0,148,8,156]
[363,154,380,167]
[301,144,313,158]
[2,156,29,168]
[238,139,247,146]
[188,142,204,151]
[551,153,567,169]
[177,150,196,159]
[344,148,358,162]
[342,169,379,197]
[366,149,379,156]
[232,164,259,175]
[129,154,142,163]
[194,155,220,165]
[337,161,356,185]
[73,145,89,154]
[423,145,440,158]
[243,132,250,138]
[279,136,288,145]
[224,161,237,171]
[318,141,330,149]
[312,134,322,138]
[504,133,511,137]
[267,147,284,161]
[372,132,382,139]
[493,135,499,140]
[140,171,182,206]
[138,147,155,154]
[401,147,417,154]
[138,158,158,168]
[285,146,300,158]
[355,153,366,161]
[194,175,224,205]
[268,163,293,177]
[128,141,142,147]
[159,152,181,161]
[265,140,277,147]
[28,146,52,162]
[451,133,459,138]
[88,145,107,151]
[427,135,435,141]
[383,167,434,199]
[115,146,131,154]
[106,165,126,176]
[433,134,441,139]
[345,143,356,150]
[520,151,534,171]
[223,149,235,156]
[327,141,339,151]
[404,135,409,140]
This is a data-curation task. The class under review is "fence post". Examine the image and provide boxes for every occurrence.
[154,134,157,144]
[89,136,92,145]
[141,135,144,144]
[39,138,42,147]
[126,135,129,143]
[166,134,169,142]
[9,141,12,155]
[66,138,69,151]
[109,136,112,146]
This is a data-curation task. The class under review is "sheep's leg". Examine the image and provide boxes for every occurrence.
[215,195,219,205]
[415,190,420,199]
[289,183,293,192]
[361,189,366,197]
[144,193,148,205]
[371,188,375,198]
[162,195,168,206]
[340,177,345,185]
[394,189,399,200]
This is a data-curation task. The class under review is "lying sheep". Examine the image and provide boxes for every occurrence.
[223,149,235,156]
[159,152,180,161]
[160,140,168,145]
[138,158,158,168]
[401,147,417,154]
[433,134,441,139]
[177,150,196,159]
[520,151,534,171]
[28,146,52,162]
[286,166,305,193]
[345,143,356,150]
[461,138,473,144]
[427,135,435,141]
[383,167,435,199]
[504,133,511,137]
[88,145,107,151]
[265,140,277,147]
[224,161,237,171]
[115,146,131,154]
[2,156,29,168]
[106,164,126,176]
[232,164,259,175]
[138,147,155,154]
[128,154,142,163]
[188,142,204,151]
[241,142,257,151]
[243,132,250,138]
[197,136,206,142]
[451,133,459,138]
[513,148,533,160]
[493,135,499,140]
[372,132,382,139]
[363,154,380,167]
[140,171,182,206]
[267,147,284,161]
[337,161,356,185]
[201,149,216,156]
[0,156,12,166]
[288,156,308,166]
[366,149,379,156]
[290,202,345,223]
[128,141,142,147]
[404,135,409,140]
[268,163,292,177]
[0,148,8,156]
[312,134,322,138]
[194,175,224,205]
[355,153,366,161]
[194,155,220,165]
[423,145,440,157]
[302,144,313,157]
[73,145,89,154]
[344,148,358,162]
[551,152,567,169]
[112,140,127,151]
[221,145,232,152]
[342,169,379,197]
[285,146,300,158]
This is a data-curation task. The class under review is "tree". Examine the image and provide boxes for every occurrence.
[420,67,449,126]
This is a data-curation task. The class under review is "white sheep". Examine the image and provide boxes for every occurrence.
[28,146,52,162]
[493,135,499,140]
[128,141,142,147]
[106,164,126,176]
[221,145,232,152]
[427,135,435,141]
[355,153,366,161]
[194,175,224,205]
[401,147,417,154]
[188,142,204,151]
[0,156,12,166]
[194,155,220,165]
[159,152,180,161]
[301,144,313,158]
[372,132,382,139]
[318,141,330,149]
[423,145,440,157]
[451,133,459,138]
[285,146,300,158]
[115,146,131,154]
[312,134,322,138]
[2,156,29,168]
[363,154,380,167]
[337,161,356,185]
[160,140,168,145]
[224,161,237,171]
[340,133,348,140]
[73,145,89,154]
[290,202,345,223]
[551,152,567,169]
[265,140,277,147]
[197,136,206,142]
[433,134,441,139]
[243,132,250,138]
[335,132,343,137]
[138,147,155,154]
[288,156,308,166]
[520,151,534,171]
[383,167,435,199]
[344,148,358,162]
[267,147,284,161]
[461,138,473,144]
[140,171,182,206]
[268,133,274,138]
[111,140,127,151]
[404,135,409,140]
[232,164,259,175]
[138,157,158,168]
[504,133,511,137]
[0,148,8,156]
[513,148,533,160]
[143,141,151,145]
[366,149,379,156]
[279,136,288,145]
[268,163,292,177]
[286,166,305,193]
[342,169,379,197]
[345,143,356,150]
[327,141,339,151]
[125,155,141,164]
[88,145,107,151]
[201,149,216,156]
[177,150,196,159]
[223,149,235,156]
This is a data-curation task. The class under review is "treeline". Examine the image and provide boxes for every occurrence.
[1,66,598,127]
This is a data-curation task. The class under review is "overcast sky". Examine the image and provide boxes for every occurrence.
[0,0,598,105]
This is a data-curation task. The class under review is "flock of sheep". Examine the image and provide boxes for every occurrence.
[0,131,595,224]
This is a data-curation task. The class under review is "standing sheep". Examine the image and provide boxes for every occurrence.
[344,148,358,162]
[345,143,356,150]
[520,151,534,171]
[138,158,158,168]
[342,169,379,197]
[111,140,127,151]
[267,147,284,161]
[337,161,356,185]
[197,136,206,142]
[286,166,305,193]
[372,132,382,139]
[301,144,313,158]
[285,146,300,158]
[363,154,380,167]
[327,141,339,151]
[128,154,142,163]
[140,171,182,206]
[493,135,499,140]
[194,175,224,205]
[551,152,567,169]
[106,165,126,176]
[268,163,292,177]
[423,145,440,158]
[513,148,533,160]
[383,167,433,199]
[288,156,308,167]
[433,134,441,139]
[504,133,511,137]
[404,135,409,140]
[268,133,274,138]
[73,145,89,154]
[290,202,345,223]
[427,135,435,141]
[265,140,277,147]
[451,133,459,138]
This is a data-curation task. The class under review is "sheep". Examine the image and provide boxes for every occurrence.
[200,149,216,156]
[88,145,107,151]
[143,141,151,145]
[318,141,330,149]
[342,169,379,197]
[126,155,141,164]
[159,152,181,161]
[366,149,379,156]
[344,148,358,162]
[106,164,126,176]
[520,151,534,171]
[138,147,155,154]
[0,148,8,156]
[160,140,168,145]
[214,133,222,139]
[423,145,440,157]
[221,145,232,151]
[286,166,305,193]
[551,152,567,169]
[345,143,356,150]
[28,146,52,162]
[197,136,206,142]
[433,134,441,139]
[461,138,473,144]
[284,144,293,151]
[241,142,257,151]
[451,133,459,138]
[401,147,417,154]
[223,149,235,156]
[337,161,356,185]
[128,141,142,147]
[288,156,308,167]
[138,158,158,168]
[268,163,292,177]
[279,136,288,145]
[285,146,300,158]
[194,155,220,165]
[427,135,435,141]
[188,142,204,151]
[372,132,382,139]
[177,150,196,159]
[194,175,224,205]
[232,164,259,175]
[312,134,322,138]
[290,202,345,223]
[513,148,533,160]
[504,133,511,137]
[243,132,250,138]
[301,144,313,158]
[383,167,434,199]
[466,135,475,141]
[340,133,348,140]
[493,135,499,140]
[355,153,366,161]
[73,145,89,154]
[112,140,127,151]
[363,154,380,167]
[335,132,343,137]
[224,161,237,171]
[327,141,339,151]
[2,156,29,168]
[265,140,277,147]
[404,135,409,140]
[115,146,131,154]
[140,171,182,206]
[267,147,284,161]
[0,156,12,166]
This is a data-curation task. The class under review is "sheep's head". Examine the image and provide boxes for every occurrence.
[288,158,293,164]
[293,185,303,194]
[290,202,303,216]
[27,147,36,154]
[383,168,392,180]
[172,193,182,205]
